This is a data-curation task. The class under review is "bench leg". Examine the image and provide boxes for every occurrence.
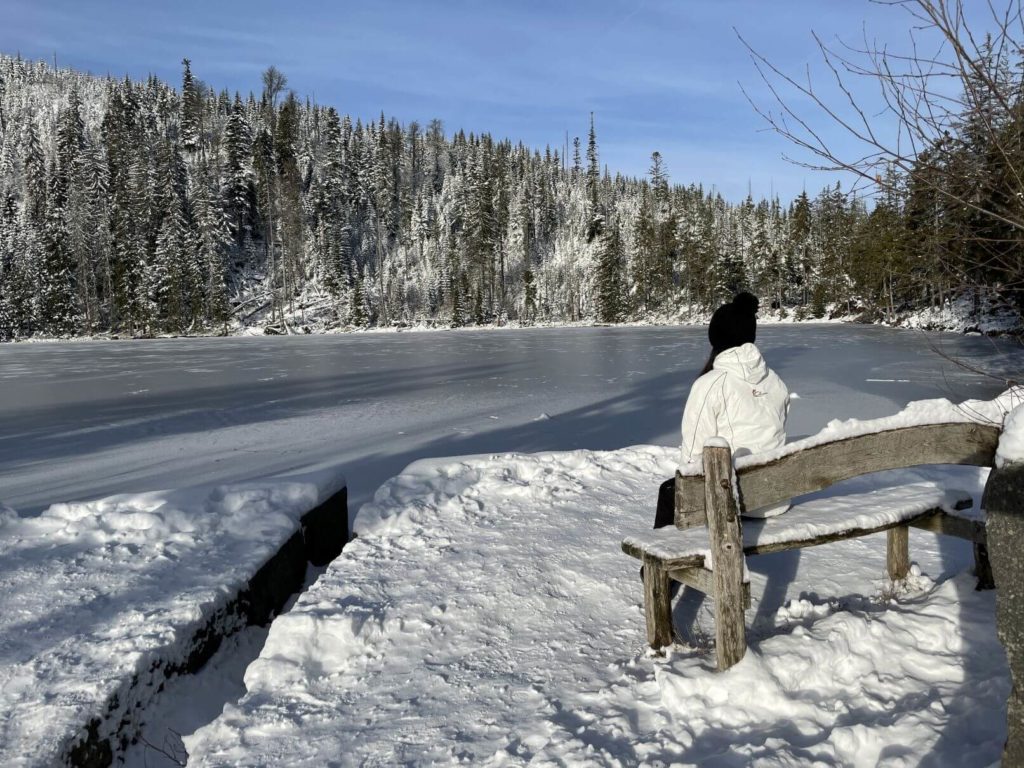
[974,539,995,590]
[643,555,673,649]
[703,444,747,671]
[712,558,746,672]
[887,525,910,581]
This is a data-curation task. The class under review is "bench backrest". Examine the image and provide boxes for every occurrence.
[674,422,1001,529]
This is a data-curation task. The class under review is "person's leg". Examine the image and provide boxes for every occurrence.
[654,477,675,529]
[642,477,683,612]
[643,477,677,583]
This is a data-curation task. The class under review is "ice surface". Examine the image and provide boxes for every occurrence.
[0,468,344,767]
[187,448,1008,766]
[1,325,1019,523]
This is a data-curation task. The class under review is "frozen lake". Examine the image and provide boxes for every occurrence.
[1,324,1020,519]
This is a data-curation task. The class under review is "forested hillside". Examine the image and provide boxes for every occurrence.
[0,54,1014,338]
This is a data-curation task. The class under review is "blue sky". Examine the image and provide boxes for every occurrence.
[0,1,995,202]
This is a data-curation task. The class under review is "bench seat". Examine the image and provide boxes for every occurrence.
[622,483,975,568]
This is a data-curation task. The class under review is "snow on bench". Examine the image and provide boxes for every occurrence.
[0,468,347,768]
[623,482,975,568]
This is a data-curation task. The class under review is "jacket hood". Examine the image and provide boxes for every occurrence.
[713,342,768,384]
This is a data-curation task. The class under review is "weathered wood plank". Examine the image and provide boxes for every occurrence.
[620,539,706,570]
[642,555,674,649]
[907,509,985,542]
[742,503,971,556]
[704,444,746,671]
[626,500,974,565]
[674,473,708,530]
[887,525,910,581]
[668,566,751,608]
[676,469,707,528]
[675,423,999,524]
[620,539,645,560]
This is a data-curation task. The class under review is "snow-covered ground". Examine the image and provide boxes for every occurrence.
[0,468,345,767]
[1,325,1020,766]
[1,324,1020,521]
[185,447,1009,766]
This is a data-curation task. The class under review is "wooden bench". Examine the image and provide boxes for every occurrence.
[622,422,999,670]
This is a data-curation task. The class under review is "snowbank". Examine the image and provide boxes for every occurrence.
[899,292,1023,335]
[0,468,346,767]
[188,447,1007,766]
[997,404,1024,468]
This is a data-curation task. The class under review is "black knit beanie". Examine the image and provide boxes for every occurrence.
[708,291,759,352]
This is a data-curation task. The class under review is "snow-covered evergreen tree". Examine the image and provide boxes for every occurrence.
[1,52,1006,339]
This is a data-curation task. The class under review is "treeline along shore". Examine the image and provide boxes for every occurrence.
[0,54,1019,339]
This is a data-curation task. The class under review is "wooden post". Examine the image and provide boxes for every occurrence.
[703,443,746,671]
[886,525,910,581]
[642,555,673,649]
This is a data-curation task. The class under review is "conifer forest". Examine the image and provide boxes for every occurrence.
[0,53,1019,339]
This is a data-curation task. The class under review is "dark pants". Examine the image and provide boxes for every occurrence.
[655,477,675,529]
[641,477,681,597]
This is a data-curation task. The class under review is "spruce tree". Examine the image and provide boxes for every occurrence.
[222,95,252,246]
[715,221,747,303]
[348,272,368,328]
[788,190,813,310]
[151,198,188,333]
[180,59,202,153]
[596,217,624,323]
[274,92,302,313]
[0,191,29,338]
[193,177,231,329]
[38,162,81,336]
[633,187,656,312]
[21,120,47,233]
[585,113,602,242]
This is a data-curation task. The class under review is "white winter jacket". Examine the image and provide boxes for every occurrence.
[680,343,790,517]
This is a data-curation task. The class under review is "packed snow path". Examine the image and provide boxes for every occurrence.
[1,325,1019,520]
[187,447,1008,766]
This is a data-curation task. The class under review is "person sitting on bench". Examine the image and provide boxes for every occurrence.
[655,291,791,528]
